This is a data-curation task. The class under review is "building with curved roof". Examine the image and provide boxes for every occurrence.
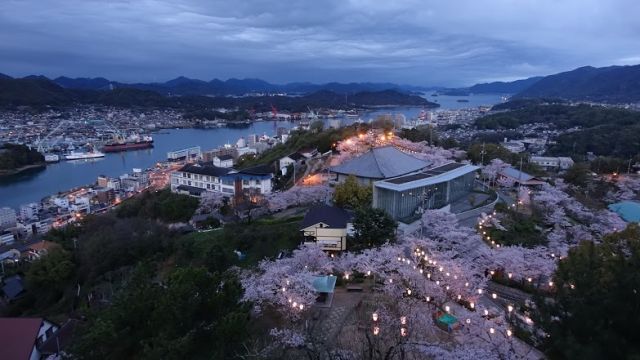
[330,146,429,185]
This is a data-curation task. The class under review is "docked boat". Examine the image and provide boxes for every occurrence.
[44,154,60,162]
[102,134,154,153]
[64,150,105,160]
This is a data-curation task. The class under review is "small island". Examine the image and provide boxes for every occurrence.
[0,143,46,176]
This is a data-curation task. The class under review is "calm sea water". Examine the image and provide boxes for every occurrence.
[0,94,503,210]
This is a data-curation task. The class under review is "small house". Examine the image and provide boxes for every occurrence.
[301,205,353,252]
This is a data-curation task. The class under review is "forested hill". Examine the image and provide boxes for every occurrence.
[514,65,640,103]
[0,143,45,174]
[0,77,438,110]
[475,104,640,159]
[467,76,543,94]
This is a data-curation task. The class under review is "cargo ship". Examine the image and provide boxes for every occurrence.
[102,134,154,153]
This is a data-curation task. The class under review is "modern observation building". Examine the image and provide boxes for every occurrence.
[329,146,480,223]
[373,162,479,223]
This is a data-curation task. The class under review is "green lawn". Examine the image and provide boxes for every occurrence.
[179,217,303,267]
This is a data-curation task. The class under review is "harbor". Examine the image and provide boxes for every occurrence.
[0,94,504,210]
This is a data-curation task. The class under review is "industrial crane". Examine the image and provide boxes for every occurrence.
[35,120,71,153]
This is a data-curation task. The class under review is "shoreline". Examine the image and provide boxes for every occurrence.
[0,163,46,177]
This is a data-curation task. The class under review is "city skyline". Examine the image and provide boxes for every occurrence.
[1,0,639,86]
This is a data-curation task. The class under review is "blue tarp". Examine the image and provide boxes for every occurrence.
[608,201,640,222]
[312,275,337,293]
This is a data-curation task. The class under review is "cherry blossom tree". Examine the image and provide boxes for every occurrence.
[264,185,333,212]
[481,159,509,185]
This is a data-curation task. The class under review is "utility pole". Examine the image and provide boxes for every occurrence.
[429,124,433,146]
[292,162,296,186]
[517,156,523,210]
[480,143,487,190]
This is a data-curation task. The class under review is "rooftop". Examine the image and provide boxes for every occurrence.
[385,163,466,185]
[179,163,231,177]
[499,167,535,181]
[2,275,25,301]
[330,146,428,179]
[0,317,43,360]
[375,162,479,191]
[286,152,307,161]
[301,205,353,229]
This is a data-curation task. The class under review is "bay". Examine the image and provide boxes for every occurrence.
[0,94,504,210]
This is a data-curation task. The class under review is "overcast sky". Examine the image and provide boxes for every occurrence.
[1,0,639,86]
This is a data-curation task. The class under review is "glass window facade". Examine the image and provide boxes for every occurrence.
[375,171,476,223]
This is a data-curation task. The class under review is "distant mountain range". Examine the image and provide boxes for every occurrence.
[513,65,640,103]
[0,76,437,110]
[3,62,640,108]
[440,64,640,103]
[440,76,543,96]
[468,77,544,94]
[23,75,431,96]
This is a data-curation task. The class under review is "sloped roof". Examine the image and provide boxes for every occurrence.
[499,167,535,181]
[0,317,42,359]
[27,240,60,253]
[40,319,79,355]
[179,164,231,177]
[330,146,428,179]
[215,154,234,161]
[2,275,25,300]
[301,205,353,229]
[237,164,275,176]
[608,201,640,222]
[284,152,306,161]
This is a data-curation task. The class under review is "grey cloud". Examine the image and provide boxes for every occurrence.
[0,0,638,86]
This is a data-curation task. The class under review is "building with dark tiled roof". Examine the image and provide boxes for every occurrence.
[301,205,354,252]
[171,163,274,197]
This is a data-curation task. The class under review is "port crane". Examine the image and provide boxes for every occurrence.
[35,120,71,153]
[307,106,319,120]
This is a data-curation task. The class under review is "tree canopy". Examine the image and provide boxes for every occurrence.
[351,207,397,250]
[333,175,373,209]
[116,189,199,222]
[535,224,640,360]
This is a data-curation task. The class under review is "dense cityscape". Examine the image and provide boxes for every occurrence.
[1,1,640,360]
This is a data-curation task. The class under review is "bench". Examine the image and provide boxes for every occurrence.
[346,286,364,292]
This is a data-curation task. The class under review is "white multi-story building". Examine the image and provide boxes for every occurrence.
[20,203,41,221]
[171,163,273,197]
[51,197,69,210]
[0,207,17,230]
[171,163,232,195]
[213,155,234,168]
[70,196,91,214]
